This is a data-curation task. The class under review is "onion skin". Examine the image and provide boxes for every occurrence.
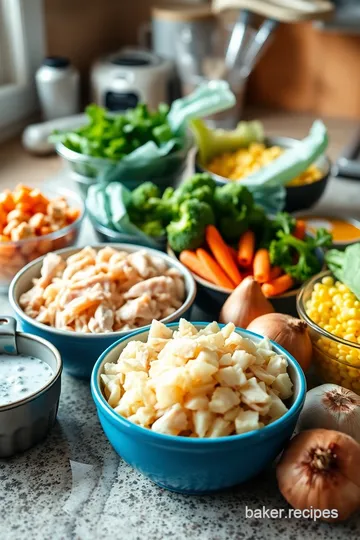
[297,384,360,443]
[219,276,274,328]
[277,429,360,521]
[247,313,312,372]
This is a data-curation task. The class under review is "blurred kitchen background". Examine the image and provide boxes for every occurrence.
[42,0,360,118]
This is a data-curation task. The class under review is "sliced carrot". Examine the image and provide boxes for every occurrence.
[205,225,242,285]
[196,248,235,290]
[293,220,306,240]
[180,250,216,284]
[253,248,271,284]
[238,230,255,267]
[261,274,294,297]
[270,266,282,280]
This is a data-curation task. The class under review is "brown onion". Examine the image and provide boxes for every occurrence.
[247,313,312,372]
[277,429,360,521]
[219,276,274,328]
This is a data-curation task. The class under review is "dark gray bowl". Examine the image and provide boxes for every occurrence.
[196,136,331,214]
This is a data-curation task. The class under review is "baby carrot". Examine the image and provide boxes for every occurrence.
[293,219,306,240]
[238,230,255,267]
[253,248,271,283]
[180,250,216,284]
[261,274,294,297]
[228,245,239,266]
[205,225,242,285]
[270,266,282,280]
[196,248,235,290]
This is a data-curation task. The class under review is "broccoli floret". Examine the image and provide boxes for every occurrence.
[248,205,266,232]
[174,173,216,206]
[214,183,254,214]
[213,183,253,241]
[269,228,332,283]
[138,220,165,238]
[130,182,161,211]
[167,199,215,252]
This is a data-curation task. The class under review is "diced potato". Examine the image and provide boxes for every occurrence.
[235,409,260,435]
[123,371,148,391]
[209,387,240,414]
[224,406,241,421]
[198,321,220,335]
[271,373,293,400]
[184,395,209,410]
[219,353,233,366]
[193,410,214,438]
[197,349,219,367]
[128,406,156,427]
[206,417,233,438]
[151,404,188,435]
[267,355,288,377]
[102,316,294,439]
[268,390,288,420]
[249,365,276,385]
[215,364,247,387]
[148,319,173,340]
[187,358,218,384]
[178,318,198,337]
[147,337,170,353]
[220,322,235,339]
[240,377,271,408]
[187,382,216,396]
[232,350,256,370]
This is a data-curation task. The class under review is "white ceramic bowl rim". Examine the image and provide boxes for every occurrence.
[0,332,62,412]
[9,243,197,340]
[91,323,307,445]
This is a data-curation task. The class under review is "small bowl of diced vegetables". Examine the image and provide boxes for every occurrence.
[297,244,360,394]
[53,103,192,196]
[193,119,331,214]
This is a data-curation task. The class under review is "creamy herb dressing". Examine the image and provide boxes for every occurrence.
[0,355,53,406]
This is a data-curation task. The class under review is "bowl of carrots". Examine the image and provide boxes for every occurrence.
[168,216,328,317]
[0,185,84,290]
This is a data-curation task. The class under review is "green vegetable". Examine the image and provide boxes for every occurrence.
[137,220,165,238]
[213,183,254,241]
[172,173,216,207]
[325,244,360,300]
[167,200,215,252]
[50,103,180,161]
[191,118,264,164]
[270,228,332,283]
[129,182,161,211]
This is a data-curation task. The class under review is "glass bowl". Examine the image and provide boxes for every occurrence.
[0,190,85,291]
[55,133,193,197]
[297,270,360,394]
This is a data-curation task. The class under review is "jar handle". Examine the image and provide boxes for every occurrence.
[0,316,18,355]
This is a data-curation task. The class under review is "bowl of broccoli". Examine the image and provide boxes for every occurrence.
[52,103,192,196]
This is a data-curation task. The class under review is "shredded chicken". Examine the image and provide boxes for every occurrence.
[19,247,186,334]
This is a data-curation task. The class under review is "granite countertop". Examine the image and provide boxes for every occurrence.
[1,114,360,539]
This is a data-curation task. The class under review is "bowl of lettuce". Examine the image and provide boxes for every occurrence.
[53,103,191,195]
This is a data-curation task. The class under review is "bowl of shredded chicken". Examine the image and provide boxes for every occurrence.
[9,244,196,378]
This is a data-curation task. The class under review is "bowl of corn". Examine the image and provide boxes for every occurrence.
[297,271,360,394]
[196,136,331,213]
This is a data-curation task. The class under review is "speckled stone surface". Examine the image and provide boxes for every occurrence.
[0,371,359,540]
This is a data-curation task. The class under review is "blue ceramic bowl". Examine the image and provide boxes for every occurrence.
[9,244,196,379]
[91,323,306,494]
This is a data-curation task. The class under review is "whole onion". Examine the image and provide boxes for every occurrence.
[247,313,312,372]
